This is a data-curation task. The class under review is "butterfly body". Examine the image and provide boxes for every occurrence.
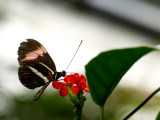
[18,39,66,101]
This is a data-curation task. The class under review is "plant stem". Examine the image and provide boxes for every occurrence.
[100,106,104,120]
[72,94,86,120]
[67,85,80,105]
[123,87,160,120]
[73,104,82,120]
[67,86,86,120]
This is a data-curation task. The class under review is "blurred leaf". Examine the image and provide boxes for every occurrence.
[85,46,156,106]
[156,112,160,120]
[0,92,73,120]
[1,87,159,120]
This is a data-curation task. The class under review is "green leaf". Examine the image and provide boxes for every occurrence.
[156,112,160,120]
[85,46,156,106]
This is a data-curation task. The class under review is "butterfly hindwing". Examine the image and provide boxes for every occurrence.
[18,65,46,89]
[18,39,56,89]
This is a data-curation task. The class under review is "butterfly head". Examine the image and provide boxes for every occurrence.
[61,70,66,77]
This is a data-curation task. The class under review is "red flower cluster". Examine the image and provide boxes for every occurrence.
[52,73,89,97]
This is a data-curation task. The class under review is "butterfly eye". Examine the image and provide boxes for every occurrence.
[61,70,66,77]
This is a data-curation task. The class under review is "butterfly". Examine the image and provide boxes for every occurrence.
[18,39,66,101]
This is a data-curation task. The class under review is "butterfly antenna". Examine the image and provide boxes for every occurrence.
[65,40,83,71]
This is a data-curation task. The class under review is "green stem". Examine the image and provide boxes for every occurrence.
[123,87,160,120]
[67,85,80,105]
[73,104,82,120]
[73,93,86,120]
[67,86,86,120]
[100,106,104,120]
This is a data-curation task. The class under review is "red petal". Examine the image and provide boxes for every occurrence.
[79,75,86,83]
[71,86,79,95]
[73,73,79,77]
[75,75,87,89]
[59,87,68,97]
[52,81,66,89]
[73,73,79,79]
[75,75,86,84]
[74,73,80,83]
[64,75,76,84]
[77,82,86,90]
[84,84,90,93]
[84,88,90,93]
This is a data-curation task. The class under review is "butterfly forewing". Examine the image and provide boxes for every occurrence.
[18,39,56,89]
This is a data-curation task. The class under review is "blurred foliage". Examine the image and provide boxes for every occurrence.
[105,87,160,120]
[0,87,159,120]
[0,91,73,120]
[156,112,160,120]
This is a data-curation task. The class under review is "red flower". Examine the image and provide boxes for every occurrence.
[52,73,89,97]
[74,73,89,93]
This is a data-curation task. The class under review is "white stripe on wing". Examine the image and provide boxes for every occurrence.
[28,66,49,82]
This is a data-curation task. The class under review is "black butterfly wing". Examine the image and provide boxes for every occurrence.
[18,39,56,89]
